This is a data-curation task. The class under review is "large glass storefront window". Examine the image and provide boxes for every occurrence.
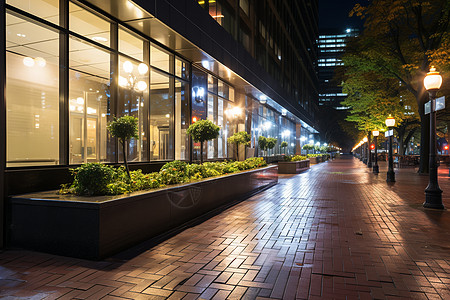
[206,75,233,159]
[118,56,149,162]
[150,70,174,161]
[6,0,59,24]
[6,13,60,167]
[175,80,189,160]
[69,2,110,47]
[69,37,112,164]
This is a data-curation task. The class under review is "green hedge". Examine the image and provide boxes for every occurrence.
[60,157,268,196]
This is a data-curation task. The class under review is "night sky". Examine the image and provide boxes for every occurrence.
[319,0,366,30]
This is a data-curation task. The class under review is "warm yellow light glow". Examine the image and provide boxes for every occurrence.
[76,97,84,105]
[372,130,379,137]
[385,115,395,127]
[119,76,128,87]
[123,60,133,73]
[424,66,442,91]
[165,114,170,118]
[211,15,224,18]
[23,57,35,67]
[138,63,148,75]
[35,57,46,67]
[136,80,147,91]
[363,137,368,143]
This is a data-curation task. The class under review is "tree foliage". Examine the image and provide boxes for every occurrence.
[107,116,139,178]
[343,0,449,171]
[228,131,251,160]
[187,119,220,163]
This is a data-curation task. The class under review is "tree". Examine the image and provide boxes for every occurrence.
[280,141,288,154]
[187,119,220,163]
[347,0,450,173]
[107,116,139,179]
[302,144,314,154]
[228,131,251,161]
[267,138,277,156]
[258,136,268,159]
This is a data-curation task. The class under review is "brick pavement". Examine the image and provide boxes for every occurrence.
[1,156,450,299]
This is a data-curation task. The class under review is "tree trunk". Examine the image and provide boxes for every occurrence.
[418,92,430,173]
[236,143,239,161]
[200,141,203,164]
[122,140,131,179]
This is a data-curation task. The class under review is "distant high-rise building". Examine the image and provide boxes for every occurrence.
[317,28,359,109]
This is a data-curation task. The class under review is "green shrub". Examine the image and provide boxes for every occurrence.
[69,163,116,196]
[61,157,268,197]
[159,160,189,185]
[291,155,307,161]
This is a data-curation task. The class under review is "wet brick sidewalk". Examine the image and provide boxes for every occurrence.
[1,156,450,299]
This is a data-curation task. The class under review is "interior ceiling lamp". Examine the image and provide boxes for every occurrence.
[119,60,148,92]
[23,56,46,68]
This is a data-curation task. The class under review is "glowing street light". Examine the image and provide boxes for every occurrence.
[385,115,396,182]
[423,66,444,209]
[372,130,380,174]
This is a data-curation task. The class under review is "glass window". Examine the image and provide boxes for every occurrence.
[118,57,149,162]
[6,13,59,167]
[208,74,217,93]
[69,37,112,164]
[175,80,190,160]
[7,0,59,24]
[151,44,171,73]
[207,94,216,159]
[69,2,110,47]
[150,70,174,160]
[218,80,229,98]
[175,58,189,80]
[240,0,249,16]
[119,27,144,61]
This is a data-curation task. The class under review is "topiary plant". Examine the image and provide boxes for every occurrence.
[107,115,139,179]
[187,119,220,163]
[280,141,288,154]
[228,131,251,161]
[267,137,277,156]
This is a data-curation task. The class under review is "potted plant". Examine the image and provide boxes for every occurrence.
[187,119,220,163]
[107,115,139,179]
[228,131,251,161]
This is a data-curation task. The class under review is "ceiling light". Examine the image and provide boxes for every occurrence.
[138,63,148,75]
[35,57,46,67]
[92,36,108,42]
[23,57,35,67]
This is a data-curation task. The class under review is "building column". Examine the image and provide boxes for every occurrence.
[0,0,6,248]
[295,124,302,155]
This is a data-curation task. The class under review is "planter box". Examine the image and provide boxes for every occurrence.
[278,160,310,174]
[309,157,320,164]
[9,166,278,260]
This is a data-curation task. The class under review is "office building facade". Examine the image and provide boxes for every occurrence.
[318,28,358,109]
[0,0,319,246]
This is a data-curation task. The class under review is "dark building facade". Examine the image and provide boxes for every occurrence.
[0,0,319,246]
[318,28,358,109]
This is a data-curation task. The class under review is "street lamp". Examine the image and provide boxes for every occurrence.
[385,115,396,182]
[363,136,368,164]
[423,66,444,209]
[372,130,379,174]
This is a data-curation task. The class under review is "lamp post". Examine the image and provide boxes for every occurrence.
[423,67,444,209]
[385,115,396,182]
[367,134,372,168]
[363,136,368,164]
[372,130,379,174]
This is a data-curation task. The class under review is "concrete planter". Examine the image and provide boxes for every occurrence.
[278,160,310,174]
[9,166,278,260]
